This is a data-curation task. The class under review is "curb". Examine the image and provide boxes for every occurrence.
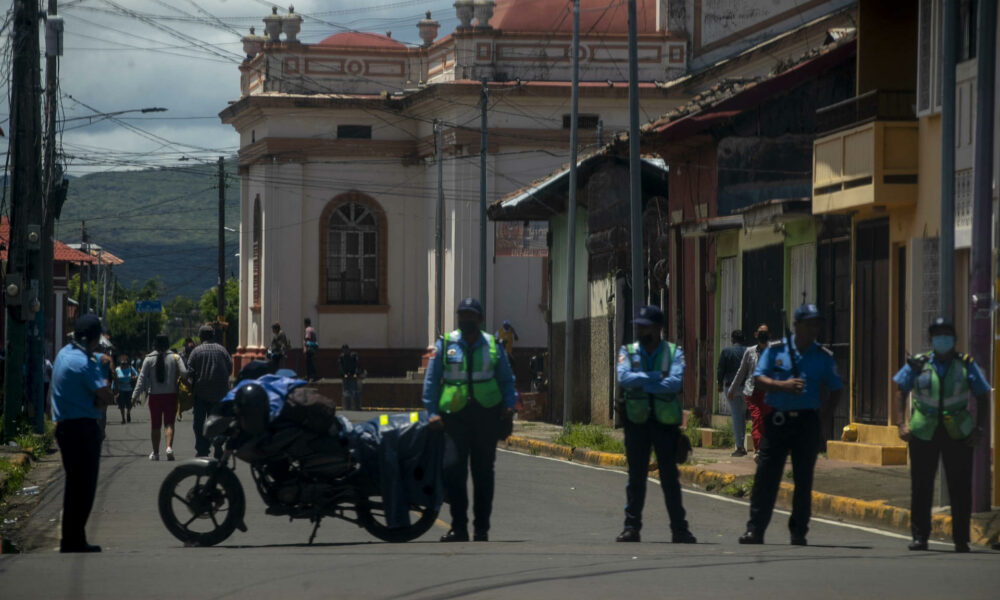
[502,435,998,547]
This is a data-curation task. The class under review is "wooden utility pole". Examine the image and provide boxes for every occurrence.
[563,0,580,425]
[4,0,43,440]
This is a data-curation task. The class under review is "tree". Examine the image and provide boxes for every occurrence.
[199,277,239,353]
[164,295,200,343]
[106,298,165,358]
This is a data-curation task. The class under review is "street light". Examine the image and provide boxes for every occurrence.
[58,106,168,124]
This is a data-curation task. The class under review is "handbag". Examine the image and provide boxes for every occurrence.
[175,355,194,414]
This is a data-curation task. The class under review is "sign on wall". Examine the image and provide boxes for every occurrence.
[495,221,548,258]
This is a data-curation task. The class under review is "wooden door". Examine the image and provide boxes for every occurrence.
[853,219,890,424]
[819,233,851,442]
[742,245,784,337]
[716,256,739,415]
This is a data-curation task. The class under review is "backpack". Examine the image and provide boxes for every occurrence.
[277,386,338,433]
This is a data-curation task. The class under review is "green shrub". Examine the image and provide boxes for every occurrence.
[711,427,735,449]
[554,423,625,454]
[683,416,702,448]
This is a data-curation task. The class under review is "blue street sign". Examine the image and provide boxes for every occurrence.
[134,300,162,314]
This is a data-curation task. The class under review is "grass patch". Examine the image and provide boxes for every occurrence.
[0,459,28,498]
[682,417,702,448]
[554,423,625,454]
[710,427,735,449]
[10,421,55,460]
[721,477,754,498]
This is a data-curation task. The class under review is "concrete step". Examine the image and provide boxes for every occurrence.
[826,440,907,466]
[853,422,905,445]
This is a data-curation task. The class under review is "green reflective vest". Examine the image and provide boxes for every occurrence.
[909,353,973,441]
[623,341,681,425]
[438,330,502,414]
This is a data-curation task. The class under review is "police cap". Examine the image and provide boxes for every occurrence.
[633,305,664,326]
[457,297,483,316]
[928,316,955,335]
[794,303,822,322]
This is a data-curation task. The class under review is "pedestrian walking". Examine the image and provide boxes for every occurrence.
[51,315,114,553]
[304,318,319,381]
[423,297,517,542]
[43,353,53,417]
[718,330,747,457]
[115,357,138,424]
[179,337,196,364]
[132,334,187,461]
[339,344,361,410]
[186,325,233,458]
[94,341,117,441]
[892,317,990,553]
[728,324,772,462]
[615,305,697,544]
[267,322,290,370]
[739,304,842,546]
[495,320,519,359]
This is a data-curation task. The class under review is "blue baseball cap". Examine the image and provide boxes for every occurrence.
[457,297,483,316]
[633,305,664,326]
[274,368,298,379]
[794,303,822,322]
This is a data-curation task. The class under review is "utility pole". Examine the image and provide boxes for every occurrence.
[81,221,90,314]
[435,119,444,336]
[563,0,580,425]
[479,77,488,314]
[939,0,958,323]
[968,0,996,513]
[627,0,644,323]
[217,156,226,346]
[4,0,43,440]
[597,119,603,147]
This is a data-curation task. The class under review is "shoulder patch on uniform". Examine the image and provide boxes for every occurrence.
[959,353,973,365]
[768,340,784,348]
[820,345,834,357]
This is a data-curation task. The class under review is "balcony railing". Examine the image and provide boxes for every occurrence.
[816,90,917,135]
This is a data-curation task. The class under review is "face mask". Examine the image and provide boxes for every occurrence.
[639,334,657,347]
[932,335,955,355]
[757,332,769,344]
[458,320,480,337]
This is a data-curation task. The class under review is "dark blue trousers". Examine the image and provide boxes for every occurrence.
[623,419,689,533]
[55,418,102,549]
[442,402,501,534]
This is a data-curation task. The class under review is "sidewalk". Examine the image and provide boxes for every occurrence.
[505,419,1000,548]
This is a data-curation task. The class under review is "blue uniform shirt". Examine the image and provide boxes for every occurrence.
[892,352,991,395]
[421,333,518,416]
[753,336,842,410]
[616,341,685,395]
[115,366,137,393]
[51,343,109,422]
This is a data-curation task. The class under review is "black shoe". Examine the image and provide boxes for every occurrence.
[790,534,807,546]
[616,528,640,542]
[672,530,697,544]
[440,529,469,542]
[473,530,489,542]
[60,543,101,553]
[907,537,929,551]
[738,531,764,544]
[731,448,747,457]
[954,542,970,553]
[127,414,131,423]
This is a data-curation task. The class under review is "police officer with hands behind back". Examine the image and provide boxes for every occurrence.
[892,317,990,553]
[739,303,842,546]
[615,305,697,544]
[423,298,517,543]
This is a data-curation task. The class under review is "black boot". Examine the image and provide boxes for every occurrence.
[440,529,469,542]
[672,530,697,544]
[615,528,640,542]
[907,537,929,551]
[739,530,764,544]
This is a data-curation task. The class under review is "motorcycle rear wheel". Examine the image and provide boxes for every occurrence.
[158,463,246,547]
[358,498,438,543]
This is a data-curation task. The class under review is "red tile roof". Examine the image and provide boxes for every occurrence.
[492,0,658,34]
[317,31,407,49]
[0,218,96,263]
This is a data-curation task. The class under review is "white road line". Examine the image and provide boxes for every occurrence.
[499,448,952,547]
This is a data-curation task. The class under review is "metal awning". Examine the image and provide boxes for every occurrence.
[680,215,743,238]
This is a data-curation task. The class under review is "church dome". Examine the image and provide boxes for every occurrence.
[317,31,406,49]
[491,0,658,34]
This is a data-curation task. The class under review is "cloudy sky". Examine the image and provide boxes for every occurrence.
[2,0,462,175]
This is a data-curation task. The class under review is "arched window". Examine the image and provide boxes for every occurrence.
[252,195,262,308]
[321,194,385,305]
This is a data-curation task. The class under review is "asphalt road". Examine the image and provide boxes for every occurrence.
[2,409,998,599]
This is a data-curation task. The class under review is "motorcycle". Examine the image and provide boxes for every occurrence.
[157,405,441,547]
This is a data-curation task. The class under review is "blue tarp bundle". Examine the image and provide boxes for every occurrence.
[222,379,443,529]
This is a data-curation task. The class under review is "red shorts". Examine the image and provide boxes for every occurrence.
[148,393,177,430]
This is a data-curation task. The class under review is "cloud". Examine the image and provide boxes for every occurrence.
[2,0,461,174]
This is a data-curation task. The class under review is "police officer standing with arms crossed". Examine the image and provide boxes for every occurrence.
[892,317,990,553]
[615,305,697,544]
[423,298,517,542]
[739,304,842,546]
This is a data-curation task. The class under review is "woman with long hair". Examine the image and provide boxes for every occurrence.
[132,335,187,460]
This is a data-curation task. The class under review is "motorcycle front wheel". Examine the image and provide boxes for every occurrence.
[158,463,246,547]
[357,497,438,543]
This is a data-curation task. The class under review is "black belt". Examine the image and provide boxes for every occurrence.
[771,409,815,426]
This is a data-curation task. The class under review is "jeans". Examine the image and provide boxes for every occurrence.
[908,426,973,544]
[747,410,819,538]
[727,393,746,449]
[442,402,501,533]
[193,398,214,457]
[623,419,689,533]
[55,419,102,548]
[305,350,317,380]
[343,377,360,411]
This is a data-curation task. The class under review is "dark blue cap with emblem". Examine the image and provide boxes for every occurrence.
[457,297,483,316]
[928,316,955,334]
[633,305,664,326]
[794,303,821,322]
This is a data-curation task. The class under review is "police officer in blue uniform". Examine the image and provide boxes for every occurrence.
[739,304,842,546]
[892,317,990,553]
[423,298,517,542]
[615,305,697,544]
